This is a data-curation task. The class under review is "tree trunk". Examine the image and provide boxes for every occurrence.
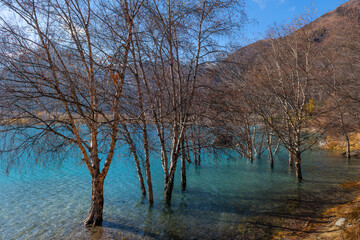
[164,173,175,202]
[340,113,350,159]
[133,154,146,197]
[197,147,201,166]
[181,139,186,191]
[124,124,146,197]
[256,132,265,159]
[193,147,198,166]
[197,127,201,166]
[265,127,274,168]
[274,139,280,155]
[345,134,351,159]
[268,144,274,168]
[142,126,153,204]
[288,150,294,169]
[249,146,254,162]
[144,149,153,204]
[294,152,302,180]
[84,177,104,227]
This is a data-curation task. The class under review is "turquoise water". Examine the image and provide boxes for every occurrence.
[1,149,360,239]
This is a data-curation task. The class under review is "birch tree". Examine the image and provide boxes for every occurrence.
[253,17,329,179]
[130,0,246,201]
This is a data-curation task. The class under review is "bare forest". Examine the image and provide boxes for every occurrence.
[1,0,360,234]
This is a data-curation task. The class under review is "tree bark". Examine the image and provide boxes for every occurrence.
[249,146,254,162]
[134,154,146,196]
[268,144,274,168]
[181,139,186,191]
[143,129,153,204]
[345,134,351,159]
[197,147,201,166]
[294,152,302,180]
[164,173,175,202]
[122,123,146,196]
[288,150,294,169]
[197,127,201,166]
[193,148,198,166]
[265,126,274,168]
[84,176,104,227]
[274,139,280,155]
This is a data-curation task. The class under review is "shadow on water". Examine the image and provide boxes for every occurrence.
[103,221,160,239]
[235,182,360,240]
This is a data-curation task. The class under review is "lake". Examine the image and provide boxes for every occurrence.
[1,148,359,239]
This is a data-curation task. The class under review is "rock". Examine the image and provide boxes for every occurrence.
[335,218,347,227]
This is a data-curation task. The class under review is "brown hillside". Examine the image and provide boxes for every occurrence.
[228,0,360,66]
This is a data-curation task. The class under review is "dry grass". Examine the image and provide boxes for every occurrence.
[324,132,360,152]
[272,181,360,240]
[342,205,360,240]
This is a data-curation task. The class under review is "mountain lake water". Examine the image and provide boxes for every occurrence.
[1,147,360,240]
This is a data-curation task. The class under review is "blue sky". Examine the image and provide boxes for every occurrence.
[243,0,348,43]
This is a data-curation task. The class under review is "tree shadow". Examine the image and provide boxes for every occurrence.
[101,221,160,239]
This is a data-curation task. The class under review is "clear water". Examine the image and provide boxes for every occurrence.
[1,149,360,240]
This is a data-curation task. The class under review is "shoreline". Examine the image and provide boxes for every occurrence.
[273,180,360,240]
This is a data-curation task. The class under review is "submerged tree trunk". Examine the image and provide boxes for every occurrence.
[133,154,146,196]
[143,129,153,204]
[127,132,146,196]
[288,150,294,169]
[345,134,351,159]
[84,176,105,227]
[193,147,198,166]
[294,152,302,180]
[265,124,274,168]
[340,113,351,160]
[256,132,265,159]
[122,123,146,196]
[248,145,254,162]
[164,173,175,202]
[274,139,280,155]
[197,147,201,166]
[197,127,202,166]
[268,143,274,168]
[181,139,186,191]
[251,126,257,160]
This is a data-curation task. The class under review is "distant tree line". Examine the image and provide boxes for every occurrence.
[214,9,360,179]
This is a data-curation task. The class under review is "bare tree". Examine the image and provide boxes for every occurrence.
[251,16,330,179]
[128,0,246,201]
[0,0,144,226]
[215,11,330,179]
[322,15,360,158]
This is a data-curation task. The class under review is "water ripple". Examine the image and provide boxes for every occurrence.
[0,151,360,239]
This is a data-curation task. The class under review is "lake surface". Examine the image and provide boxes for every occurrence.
[1,149,360,240]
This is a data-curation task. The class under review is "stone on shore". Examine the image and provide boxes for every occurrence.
[335,218,347,227]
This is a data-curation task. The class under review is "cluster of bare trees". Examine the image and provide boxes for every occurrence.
[0,0,246,227]
[1,0,360,230]
[323,15,360,159]
[215,10,360,180]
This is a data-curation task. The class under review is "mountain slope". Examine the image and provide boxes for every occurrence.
[228,0,360,66]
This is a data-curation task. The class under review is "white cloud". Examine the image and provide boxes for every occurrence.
[252,0,267,9]
[289,6,296,11]
[279,0,286,3]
